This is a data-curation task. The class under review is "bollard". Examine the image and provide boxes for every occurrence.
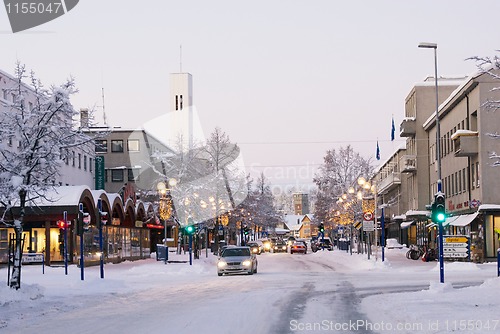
[497,248,500,277]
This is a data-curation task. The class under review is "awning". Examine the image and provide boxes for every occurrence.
[450,212,478,227]
[400,221,415,229]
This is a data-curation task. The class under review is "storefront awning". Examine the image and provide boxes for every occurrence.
[450,212,478,227]
[400,221,415,229]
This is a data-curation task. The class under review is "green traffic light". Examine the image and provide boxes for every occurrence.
[185,225,195,234]
[437,213,445,223]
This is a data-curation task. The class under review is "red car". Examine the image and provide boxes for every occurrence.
[290,241,307,254]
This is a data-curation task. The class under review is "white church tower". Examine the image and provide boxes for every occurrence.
[169,72,194,150]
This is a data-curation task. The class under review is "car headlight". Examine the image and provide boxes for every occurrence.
[242,260,252,267]
[282,246,286,250]
[217,261,227,268]
[252,248,258,253]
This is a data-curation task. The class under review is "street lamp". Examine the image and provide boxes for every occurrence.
[419,42,445,283]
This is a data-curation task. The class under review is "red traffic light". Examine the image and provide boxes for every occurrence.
[57,220,67,229]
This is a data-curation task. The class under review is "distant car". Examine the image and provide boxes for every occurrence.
[247,242,262,255]
[217,246,258,276]
[290,241,307,254]
[273,240,287,253]
[261,239,272,252]
[286,236,296,246]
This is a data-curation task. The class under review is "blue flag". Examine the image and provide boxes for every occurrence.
[391,117,395,141]
[376,141,380,160]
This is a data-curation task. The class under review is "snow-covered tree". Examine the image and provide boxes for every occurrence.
[0,63,98,289]
[313,145,373,225]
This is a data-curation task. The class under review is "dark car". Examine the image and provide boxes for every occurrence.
[311,237,333,252]
[272,240,287,253]
[247,242,262,255]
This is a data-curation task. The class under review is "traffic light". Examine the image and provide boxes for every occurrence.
[185,225,195,235]
[432,192,446,223]
[319,223,325,234]
[82,212,90,231]
[243,226,249,235]
[57,220,67,230]
[98,211,108,228]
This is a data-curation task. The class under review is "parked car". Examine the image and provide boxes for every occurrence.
[290,241,307,254]
[273,240,287,253]
[247,242,262,255]
[217,246,258,276]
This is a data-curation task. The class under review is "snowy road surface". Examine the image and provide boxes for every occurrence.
[1,248,498,334]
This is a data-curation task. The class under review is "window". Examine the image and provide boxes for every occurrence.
[111,169,123,182]
[458,169,462,193]
[451,173,455,196]
[471,163,475,190]
[127,139,140,152]
[95,140,108,153]
[463,168,467,192]
[455,172,458,195]
[111,140,124,152]
[84,155,87,171]
[476,162,480,187]
[72,151,75,167]
[128,168,139,181]
[175,95,179,110]
[28,102,33,111]
[180,95,183,110]
[78,153,82,169]
[89,158,93,172]
[2,89,7,100]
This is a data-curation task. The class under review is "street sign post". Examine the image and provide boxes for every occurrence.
[443,235,470,260]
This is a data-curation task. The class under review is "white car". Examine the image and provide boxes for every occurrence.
[217,246,258,276]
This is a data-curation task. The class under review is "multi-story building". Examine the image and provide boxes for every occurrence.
[0,69,94,188]
[293,193,309,215]
[424,69,500,260]
[399,76,465,212]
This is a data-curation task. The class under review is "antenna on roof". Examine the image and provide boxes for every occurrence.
[180,44,182,72]
[102,87,108,126]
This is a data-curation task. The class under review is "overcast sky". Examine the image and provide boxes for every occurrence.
[2,0,500,193]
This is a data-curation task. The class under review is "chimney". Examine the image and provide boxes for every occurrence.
[80,108,89,128]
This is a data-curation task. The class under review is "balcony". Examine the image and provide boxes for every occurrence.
[400,155,417,173]
[400,118,416,137]
[451,131,478,157]
[377,172,401,195]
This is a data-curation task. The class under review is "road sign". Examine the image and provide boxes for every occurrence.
[363,220,375,231]
[443,242,468,248]
[443,235,469,259]
[444,236,468,243]
[363,211,373,221]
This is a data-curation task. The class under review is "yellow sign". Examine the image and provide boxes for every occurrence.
[444,236,468,243]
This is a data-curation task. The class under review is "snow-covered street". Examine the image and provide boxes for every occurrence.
[1,248,499,334]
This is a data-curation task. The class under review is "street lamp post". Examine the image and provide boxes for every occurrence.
[419,42,445,283]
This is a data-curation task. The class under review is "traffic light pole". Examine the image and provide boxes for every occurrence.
[78,203,85,281]
[63,211,68,275]
[189,234,193,266]
[97,199,104,279]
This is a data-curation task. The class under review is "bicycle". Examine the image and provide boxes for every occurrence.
[406,245,424,260]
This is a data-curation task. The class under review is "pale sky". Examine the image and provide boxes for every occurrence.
[2,0,500,193]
